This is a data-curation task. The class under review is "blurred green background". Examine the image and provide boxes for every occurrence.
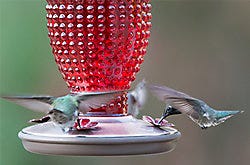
[0,0,249,165]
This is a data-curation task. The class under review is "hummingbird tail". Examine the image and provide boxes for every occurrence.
[214,110,243,126]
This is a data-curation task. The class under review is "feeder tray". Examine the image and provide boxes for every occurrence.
[19,116,181,156]
[16,0,181,156]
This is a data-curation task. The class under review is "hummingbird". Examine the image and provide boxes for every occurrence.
[1,92,121,132]
[127,80,147,117]
[147,84,243,129]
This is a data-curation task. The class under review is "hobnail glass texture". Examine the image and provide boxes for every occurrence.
[45,0,152,114]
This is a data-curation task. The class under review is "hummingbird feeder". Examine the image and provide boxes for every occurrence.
[18,0,181,156]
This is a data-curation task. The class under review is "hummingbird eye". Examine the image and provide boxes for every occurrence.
[48,111,53,114]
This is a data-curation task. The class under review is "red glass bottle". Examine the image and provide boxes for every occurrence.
[45,0,152,115]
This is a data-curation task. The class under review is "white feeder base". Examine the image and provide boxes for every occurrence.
[18,116,181,156]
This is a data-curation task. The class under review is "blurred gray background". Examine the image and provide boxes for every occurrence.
[0,0,249,165]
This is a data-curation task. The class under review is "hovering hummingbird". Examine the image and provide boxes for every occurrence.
[127,80,147,117]
[147,84,243,129]
[1,92,121,132]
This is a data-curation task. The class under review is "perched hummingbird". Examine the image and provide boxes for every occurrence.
[147,84,243,129]
[2,92,121,132]
[127,80,147,117]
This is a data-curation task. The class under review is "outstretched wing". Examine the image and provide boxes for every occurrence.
[1,95,55,113]
[127,80,147,117]
[134,79,147,109]
[147,84,194,101]
[127,93,137,116]
[167,97,206,120]
[77,91,124,113]
[147,84,206,120]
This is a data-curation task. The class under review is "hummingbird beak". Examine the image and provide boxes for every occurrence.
[157,106,175,124]
[157,109,170,124]
[76,118,81,129]
[157,114,168,125]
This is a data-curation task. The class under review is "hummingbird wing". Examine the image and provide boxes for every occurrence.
[147,84,195,101]
[147,84,206,120]
[77,91,123,113]
[133,79,147,109]
[127,80,147,117]
[127,93,137,116]
[166,97,206,120]
[1,95,55,113]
